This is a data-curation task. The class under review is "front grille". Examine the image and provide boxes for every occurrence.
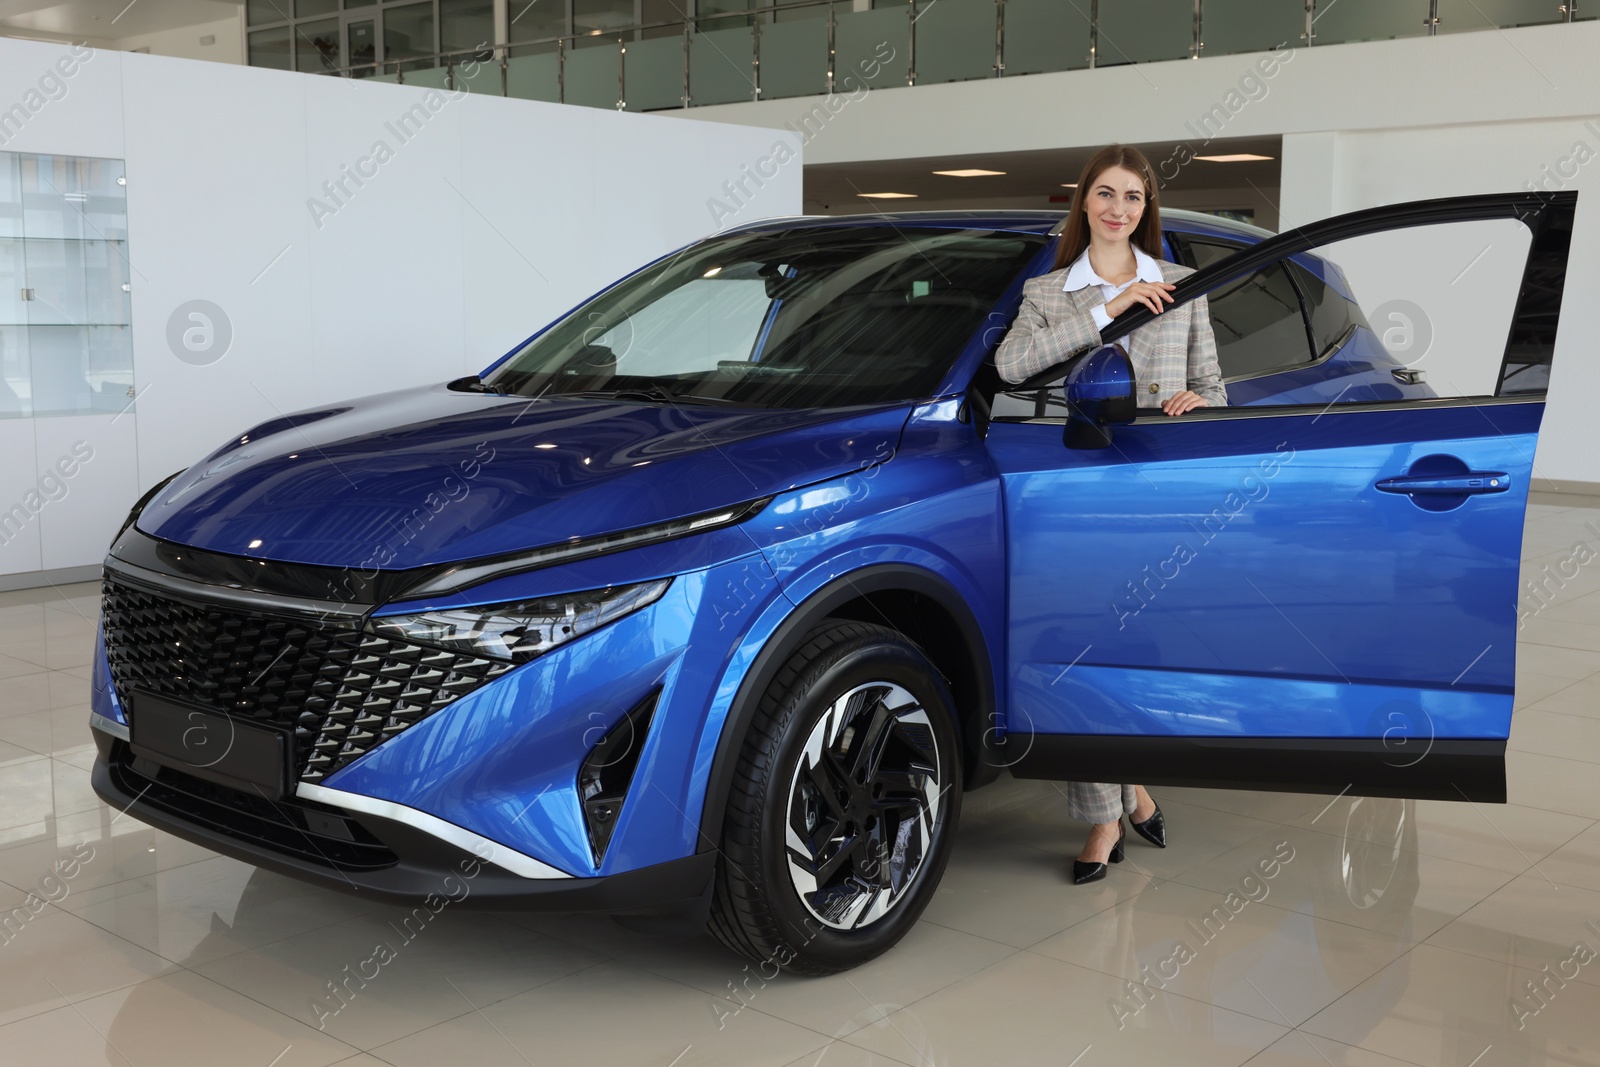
[101,575,514,782]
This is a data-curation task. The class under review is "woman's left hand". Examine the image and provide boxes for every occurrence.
[1162,390,1209,416]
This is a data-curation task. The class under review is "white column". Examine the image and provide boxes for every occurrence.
[1278,130,1339,231]
[494,0,511,56]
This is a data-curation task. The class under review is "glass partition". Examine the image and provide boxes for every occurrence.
[689,23,756,105]
[1438,0,1567,32]
[625,35,687,111]
[385,1,438,73]
[248,26,294,70]
[759,16,828,100]
[566,40,622,108]
[239,0,1586,110]
[1310,0,1431,45]
[0,152,133,420]
[914,0,993,85]
[1202,0,1306,55]
[439,0,494,54]
[402,65,451,88]
[296,18,342,73]
[1099,0,1193,65]
[507,45,561,103]
[1002,0,1091,77]
[833,3,908,90]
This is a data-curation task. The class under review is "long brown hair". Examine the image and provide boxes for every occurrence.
[1050,144,1165,272]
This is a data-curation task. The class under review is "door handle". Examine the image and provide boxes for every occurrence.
[1375,472,1510,495]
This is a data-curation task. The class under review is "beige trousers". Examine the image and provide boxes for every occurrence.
[1065,782,1138,825]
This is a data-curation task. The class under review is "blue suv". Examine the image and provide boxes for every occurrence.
[91,191,1572,974]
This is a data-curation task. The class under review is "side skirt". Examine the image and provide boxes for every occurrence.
[1008,735,1506,803]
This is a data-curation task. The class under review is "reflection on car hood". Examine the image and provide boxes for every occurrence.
[136,383,908,569]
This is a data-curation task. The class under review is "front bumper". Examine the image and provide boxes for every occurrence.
[89,727,715,911]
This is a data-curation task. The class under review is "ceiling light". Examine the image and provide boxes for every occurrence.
[1193,153,1273,162]
[933,169,1006,178]
[857,192,918,199]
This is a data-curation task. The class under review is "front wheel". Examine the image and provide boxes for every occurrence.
[707,621,963,975]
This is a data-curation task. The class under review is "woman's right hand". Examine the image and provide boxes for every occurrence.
[1104,281,1177,318]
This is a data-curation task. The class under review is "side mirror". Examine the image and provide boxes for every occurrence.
[1063,343,1137,449]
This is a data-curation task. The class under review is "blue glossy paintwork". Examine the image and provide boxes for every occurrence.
[326,573,701,875]
[1064,346,1136,402]
[737,397,1010,725]
[987,401,1541,742]
[1011,664,1508,741]
[138,385,908,569]
[324,550,804,876]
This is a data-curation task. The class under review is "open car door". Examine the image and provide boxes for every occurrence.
[984,191,1576,802]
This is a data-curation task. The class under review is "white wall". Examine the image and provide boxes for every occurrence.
[0,36,801,582]
[670,21,1600,489]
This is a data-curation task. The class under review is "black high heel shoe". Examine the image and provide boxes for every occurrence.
[1071,822,1126,885]
[1130,803,1167,848]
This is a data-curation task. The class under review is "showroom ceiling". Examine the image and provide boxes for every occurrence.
[802,135,1282,215]
[0,0,239,41]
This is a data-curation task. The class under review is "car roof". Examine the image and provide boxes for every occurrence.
[720,208,1277,243]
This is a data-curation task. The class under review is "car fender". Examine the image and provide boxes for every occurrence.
[696,560,1000,852]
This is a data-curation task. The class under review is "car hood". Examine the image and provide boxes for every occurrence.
[137,383,909,569]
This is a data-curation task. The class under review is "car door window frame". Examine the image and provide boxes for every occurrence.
[988,190,1576,424]
[1170,232,1332,384]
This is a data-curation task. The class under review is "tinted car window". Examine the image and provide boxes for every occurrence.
[1286,258,1364,357]
[1186,238,1314,380]
[486,228,1048,410]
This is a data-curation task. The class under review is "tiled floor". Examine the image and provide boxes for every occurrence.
[0,500,1597,1066]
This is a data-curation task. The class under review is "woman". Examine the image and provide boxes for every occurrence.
[995,144,1219,883]
[995,144,1227,414]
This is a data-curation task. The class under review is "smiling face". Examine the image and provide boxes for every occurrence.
[1084,164,1148,246]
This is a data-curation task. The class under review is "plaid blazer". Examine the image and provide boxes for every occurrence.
[994,258,1228,409]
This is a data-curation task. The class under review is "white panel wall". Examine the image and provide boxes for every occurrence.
[33,414,139,570]
[0,421,42,574]
[0,36,802,581]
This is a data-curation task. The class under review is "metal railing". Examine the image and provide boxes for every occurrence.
[312,0,1584,110]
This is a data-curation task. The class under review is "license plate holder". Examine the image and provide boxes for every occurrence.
[128,691,291,800]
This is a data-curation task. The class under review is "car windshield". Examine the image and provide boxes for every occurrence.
[483,226,1049,410]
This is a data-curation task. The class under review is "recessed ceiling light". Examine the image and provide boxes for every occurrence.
[933,169,1006,178]
[857,192,918,199]
[1193,153,1273,162]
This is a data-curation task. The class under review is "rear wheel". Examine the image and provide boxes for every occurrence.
[707,621,962,975]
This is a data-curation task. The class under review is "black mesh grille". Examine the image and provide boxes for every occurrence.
[101,574,514,782]
[109,747,399,870]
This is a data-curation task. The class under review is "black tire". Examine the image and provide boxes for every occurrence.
[707,620,963,975]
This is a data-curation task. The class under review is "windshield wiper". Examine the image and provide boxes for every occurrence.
[555,387,768,408]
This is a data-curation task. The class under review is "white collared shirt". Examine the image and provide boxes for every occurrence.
[1062,244,1165,332]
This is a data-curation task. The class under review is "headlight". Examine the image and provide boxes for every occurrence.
[369,579,672,664]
